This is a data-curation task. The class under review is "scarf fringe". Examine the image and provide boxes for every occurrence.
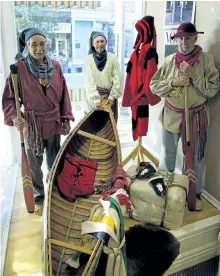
[164,101,208,209]
[25,106,60,156]
[164,100,208,163]
[26,111,44,156]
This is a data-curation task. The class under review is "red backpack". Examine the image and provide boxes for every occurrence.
[57,152,98,201]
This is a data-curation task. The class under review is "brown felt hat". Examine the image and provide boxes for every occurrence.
[171,22,204,39]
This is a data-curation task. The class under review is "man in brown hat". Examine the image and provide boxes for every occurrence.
[150,22,219,211]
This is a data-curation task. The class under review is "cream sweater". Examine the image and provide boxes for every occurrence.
[84,52,122,105]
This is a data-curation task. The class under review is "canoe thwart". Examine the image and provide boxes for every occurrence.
[49,238,93,255]
[77,130,116,147]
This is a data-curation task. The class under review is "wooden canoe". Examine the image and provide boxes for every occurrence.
[43,100,122,276]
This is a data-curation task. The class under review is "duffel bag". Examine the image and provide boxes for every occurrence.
[126,165,189,230]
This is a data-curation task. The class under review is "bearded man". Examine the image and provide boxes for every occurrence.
[150,23,219,211]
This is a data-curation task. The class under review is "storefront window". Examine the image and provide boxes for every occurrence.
[13,1,142,145]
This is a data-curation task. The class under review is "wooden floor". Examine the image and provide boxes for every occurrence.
[4,173,42,276]
[3,170,220,276]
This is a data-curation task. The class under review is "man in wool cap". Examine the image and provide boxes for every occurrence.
[84,31,122,122]
[2,28,74,215]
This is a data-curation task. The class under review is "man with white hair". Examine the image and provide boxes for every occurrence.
[2,28,74,214]
[150,22,219,211]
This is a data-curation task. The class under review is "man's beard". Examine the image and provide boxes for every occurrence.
[179,45,195,55]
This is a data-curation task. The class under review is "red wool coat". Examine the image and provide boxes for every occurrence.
[122,17,161,141]
[2,59,74,140]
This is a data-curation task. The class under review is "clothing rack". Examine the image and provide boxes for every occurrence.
[122,136,159,167]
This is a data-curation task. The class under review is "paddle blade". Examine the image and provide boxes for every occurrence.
[187,181,196,211]
[101,99,111,112]
[21,148,35,213]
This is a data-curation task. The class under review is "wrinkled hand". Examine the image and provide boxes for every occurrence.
[95,102,104,111]
[179,61,197,79]
[172,76,190,87]
[62,120,71,136]
[12,116,25,131]
[107,99,114,106]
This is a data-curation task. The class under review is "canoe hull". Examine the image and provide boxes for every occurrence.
[43,105,121,275]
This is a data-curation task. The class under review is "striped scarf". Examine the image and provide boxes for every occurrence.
[164,100,208,210]
[25,54,54,87]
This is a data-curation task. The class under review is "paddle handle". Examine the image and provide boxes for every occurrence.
[10,64,35,214]
[10,65,25,145]
[184,85,190,146]
[82,239,104,276]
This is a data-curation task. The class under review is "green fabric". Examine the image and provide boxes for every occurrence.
[108,197,127,273]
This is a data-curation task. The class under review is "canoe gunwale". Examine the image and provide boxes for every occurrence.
[44,102,122,275]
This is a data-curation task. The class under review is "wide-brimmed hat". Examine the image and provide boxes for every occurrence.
[171,22,204,39]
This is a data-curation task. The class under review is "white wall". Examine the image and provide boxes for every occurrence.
[142,1,184,171]
[143,1,220,201]
[195,2,220,202]
[141,1,165,161]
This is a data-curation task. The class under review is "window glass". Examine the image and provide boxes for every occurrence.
[14,1,142,145]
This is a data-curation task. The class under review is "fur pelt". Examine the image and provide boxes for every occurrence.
[125,223,180,276]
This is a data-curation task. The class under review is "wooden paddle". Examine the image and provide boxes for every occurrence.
[184,85,190,146]
[10,64,35,213]
[82,239,104,276]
